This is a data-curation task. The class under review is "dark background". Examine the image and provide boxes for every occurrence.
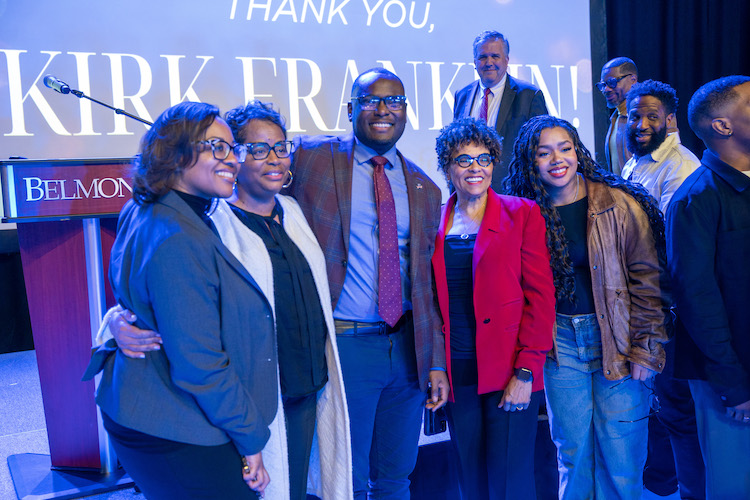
[591,0,750,165]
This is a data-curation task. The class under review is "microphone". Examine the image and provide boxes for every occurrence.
[43,75,71,94]
[38,75,152,126]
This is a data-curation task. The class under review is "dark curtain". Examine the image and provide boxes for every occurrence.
[603,0,750,157]
[0,248,34,354]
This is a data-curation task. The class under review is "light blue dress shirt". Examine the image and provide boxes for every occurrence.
[333,140,412,322]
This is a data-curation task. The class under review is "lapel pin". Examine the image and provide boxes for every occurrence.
[416,182,423,190]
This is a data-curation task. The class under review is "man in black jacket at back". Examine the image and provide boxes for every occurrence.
[667,74,750,499]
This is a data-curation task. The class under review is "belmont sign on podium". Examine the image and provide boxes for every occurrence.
[1,158,134,499]
[3,159,132,221]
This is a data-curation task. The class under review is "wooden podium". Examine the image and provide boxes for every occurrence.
[1,158,135,499]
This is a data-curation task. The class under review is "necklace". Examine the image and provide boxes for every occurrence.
[568,174,580,205]
[454,207,481,240]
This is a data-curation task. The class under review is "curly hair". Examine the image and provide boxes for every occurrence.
[132,101,220,205]
[503,115,665,302]
[626,79,679,115]
[435,117,502,193]
[224,100,287,143]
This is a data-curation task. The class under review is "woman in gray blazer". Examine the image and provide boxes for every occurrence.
[84,101,276,499]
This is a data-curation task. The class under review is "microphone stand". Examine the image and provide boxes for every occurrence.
[66,87,153,126]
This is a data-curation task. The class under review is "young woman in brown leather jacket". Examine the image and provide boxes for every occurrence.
[505,115,669,500]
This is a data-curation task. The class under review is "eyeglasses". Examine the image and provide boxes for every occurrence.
[595,74,633,92]
[609,376,661,423]
[352,95,407,111]
[452,153,494,168]
[196,139,247,163]
[245,141,294,160]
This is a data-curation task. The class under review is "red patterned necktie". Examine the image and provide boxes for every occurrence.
[371,156,403,327]
[479,87,492,123]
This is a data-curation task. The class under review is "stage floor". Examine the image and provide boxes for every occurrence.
[0,350,138,500]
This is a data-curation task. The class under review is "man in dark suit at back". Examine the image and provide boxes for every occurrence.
[453,30,548,191]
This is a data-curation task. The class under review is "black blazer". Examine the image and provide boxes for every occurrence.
[453,75,548,191]
[85,191,277,456]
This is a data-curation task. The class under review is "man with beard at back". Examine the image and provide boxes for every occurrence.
[622,79,705,500]
[622,80,700,212]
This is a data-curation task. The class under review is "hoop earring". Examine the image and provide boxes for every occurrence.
[282,170,294,189]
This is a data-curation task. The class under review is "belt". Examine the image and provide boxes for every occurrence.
[334,311,411,335]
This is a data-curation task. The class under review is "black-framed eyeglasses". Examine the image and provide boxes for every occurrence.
[196,139,247,163]
[245,141,294,160]
[452,153,494,168]
[595,74,633,92]
[610,376,661,423]
[352,95,407,111]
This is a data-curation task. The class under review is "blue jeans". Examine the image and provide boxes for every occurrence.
[689,380,750,499]
[544,313,649,500]
[336,320,424,500]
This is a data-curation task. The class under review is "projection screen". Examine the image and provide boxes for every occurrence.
[0,0,594,199]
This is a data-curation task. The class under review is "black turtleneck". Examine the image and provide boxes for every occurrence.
[174,190,219,236]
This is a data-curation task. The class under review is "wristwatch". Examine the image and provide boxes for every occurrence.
[515,367,533,383]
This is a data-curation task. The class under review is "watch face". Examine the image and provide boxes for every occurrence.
[516,368,533,382]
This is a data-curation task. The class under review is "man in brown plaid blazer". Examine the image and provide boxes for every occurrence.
[287,67,449,499]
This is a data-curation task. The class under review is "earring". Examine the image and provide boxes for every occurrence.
[282,170,294,189]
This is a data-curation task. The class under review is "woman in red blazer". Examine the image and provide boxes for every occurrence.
[432,118,556,500]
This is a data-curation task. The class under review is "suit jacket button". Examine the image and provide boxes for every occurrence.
[483,318,490,324]
[342,260,347,266]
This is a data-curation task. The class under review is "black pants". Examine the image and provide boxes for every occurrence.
[103,413,259,500]
[445,358,541,500]
[283,391,318,500]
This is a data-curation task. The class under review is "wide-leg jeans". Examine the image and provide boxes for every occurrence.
[545,313,649,500]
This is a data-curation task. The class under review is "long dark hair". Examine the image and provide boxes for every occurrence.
[133,102,220,205]
[503,115,665,302]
